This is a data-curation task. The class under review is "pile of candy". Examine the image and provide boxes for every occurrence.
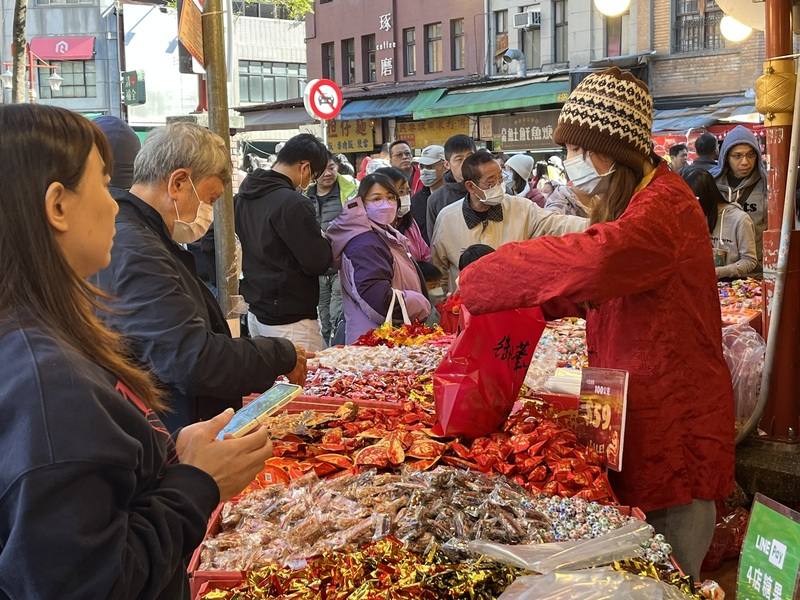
[539,318,589,370]
[303,368,427,403]
[613,559,723,600]
[466,404,615,503]
[311,344,447,373]
[354,323,449,347]
[200,537,522,600]
[718,278,761,311]
[200,467,555,571]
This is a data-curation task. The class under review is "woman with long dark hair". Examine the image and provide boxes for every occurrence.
[0,105,272,598]
[683,167,758,279]
[458,68,734,580]
[327,173,431,343]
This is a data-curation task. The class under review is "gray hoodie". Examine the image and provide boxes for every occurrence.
[711,202,758,280]
[544,185,590,218]
[711,126,767,263]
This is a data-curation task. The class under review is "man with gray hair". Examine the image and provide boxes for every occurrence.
[94,122,306,432]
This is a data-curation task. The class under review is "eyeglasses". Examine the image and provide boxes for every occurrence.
[730,152,757,161]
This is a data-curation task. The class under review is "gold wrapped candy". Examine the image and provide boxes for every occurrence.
[613,558,703,599]
[201,537,522,599]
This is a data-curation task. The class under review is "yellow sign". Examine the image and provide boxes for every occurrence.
[396,116,470,148]
[328,119,377,153]
[179,0,204,66]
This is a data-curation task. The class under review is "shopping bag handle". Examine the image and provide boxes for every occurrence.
[384,288,411,325]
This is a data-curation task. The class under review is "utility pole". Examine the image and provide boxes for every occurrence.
[11,0,26,102]
[202,0,237,319]
[116,0,128,121]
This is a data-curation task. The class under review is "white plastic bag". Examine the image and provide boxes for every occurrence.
[721,324,765,422]
[499,569,693,600]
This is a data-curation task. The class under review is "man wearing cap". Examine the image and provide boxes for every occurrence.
[458,67,734,580]
[410,145,447,244]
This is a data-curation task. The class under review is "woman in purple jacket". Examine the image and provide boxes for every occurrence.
[327,174,432,343]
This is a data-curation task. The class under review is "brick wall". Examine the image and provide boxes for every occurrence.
[647,0,765,100]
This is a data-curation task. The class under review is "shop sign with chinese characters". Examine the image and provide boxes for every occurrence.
[376,12,396,81]
[738,494,800,600]
[482,110,561,151]
[327,119,377,153]
[396,117,471,148]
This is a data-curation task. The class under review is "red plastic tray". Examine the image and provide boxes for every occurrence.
[188,505,243,598]
[194,577,242,599]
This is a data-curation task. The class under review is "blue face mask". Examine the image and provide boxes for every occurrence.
[564,154,616,195]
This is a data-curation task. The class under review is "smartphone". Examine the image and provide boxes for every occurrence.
[216,383,302,440]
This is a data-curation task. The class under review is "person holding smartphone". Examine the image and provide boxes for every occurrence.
[0,105,273,599]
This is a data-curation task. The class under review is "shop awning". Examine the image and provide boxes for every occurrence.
[338,89,445,120]
[653,95,759,132]
[413,79,570,120]
[242,106,315,131]
[30,36,95,60]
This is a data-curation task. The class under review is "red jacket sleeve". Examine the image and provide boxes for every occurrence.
[459,194,678,314]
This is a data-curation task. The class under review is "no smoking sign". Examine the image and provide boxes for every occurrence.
[304,79,343,121]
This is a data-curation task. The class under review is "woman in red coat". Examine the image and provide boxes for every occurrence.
[459,68,734,580]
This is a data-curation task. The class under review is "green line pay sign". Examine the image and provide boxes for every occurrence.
[738,494,800,600]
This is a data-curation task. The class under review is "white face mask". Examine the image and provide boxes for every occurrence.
[475,182,505,206]
[172,177,214,244]
[564,153,616,195]
[420,168,439,187]
[398,194,411,217]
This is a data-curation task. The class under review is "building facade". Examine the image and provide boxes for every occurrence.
[305,0,486,88]
[0,0,121,115]
[488,0,639,75]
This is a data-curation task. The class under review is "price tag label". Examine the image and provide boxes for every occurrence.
[574,368,629,471]
[738,494,800,600]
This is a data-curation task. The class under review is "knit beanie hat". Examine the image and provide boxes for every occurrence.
[94,116,141,189]
[553,67,653,171]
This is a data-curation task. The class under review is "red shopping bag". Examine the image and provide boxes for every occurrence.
[432,306,546,439]
[436,293,462,334]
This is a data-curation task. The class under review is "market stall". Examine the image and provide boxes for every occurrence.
[185,317,740,599]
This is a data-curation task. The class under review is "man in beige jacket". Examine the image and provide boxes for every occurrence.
[432,150,587,290]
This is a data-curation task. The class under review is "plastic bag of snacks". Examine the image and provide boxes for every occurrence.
[721,324,765,423]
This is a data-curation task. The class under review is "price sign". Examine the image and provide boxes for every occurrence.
[573,368,629,471]
[738,494,800,600]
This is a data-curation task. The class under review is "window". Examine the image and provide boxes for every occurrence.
[605,16,622,57]
[238,60,307,103]
[322,42,335,81]
[673,0,723,52]
[39,60,95,99]
[494,9,509,59]
[424,22,443,73]
[231,1,291,18]
[451,18,465,70]
[403,27,416,76]
[362,34,376,82]
[553,0,568,63]
[341,38,355,84]
[521,23,542,70]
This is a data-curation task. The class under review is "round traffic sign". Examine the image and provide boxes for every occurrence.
[303,78,343,121]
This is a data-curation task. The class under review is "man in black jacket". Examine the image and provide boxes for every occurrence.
[426,134,477,240]
[236,133,333,352]
[94,122,305,432]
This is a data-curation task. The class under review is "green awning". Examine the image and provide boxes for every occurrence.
[339,88,446,120]
[413,79,570,120]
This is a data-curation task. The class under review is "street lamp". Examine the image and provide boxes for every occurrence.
[720,15,753,42]
[594,0,631,17]
[47,71,63,92]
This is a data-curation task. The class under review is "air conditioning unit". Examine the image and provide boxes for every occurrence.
[513,10,542,29]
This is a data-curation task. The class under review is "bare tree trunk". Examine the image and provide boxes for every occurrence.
[11,0,27,103]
